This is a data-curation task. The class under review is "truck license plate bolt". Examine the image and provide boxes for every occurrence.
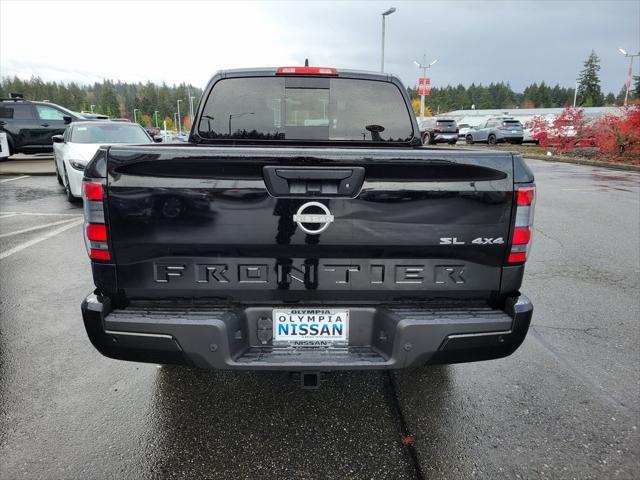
[209,343,218,352]
[403,343,412,351]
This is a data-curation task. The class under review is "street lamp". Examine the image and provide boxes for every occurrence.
[228,112,254,136]
[133,108,140,124]
[154,111,159,128]
[189,96,196,124]
[177,99,183,134]
[413,55,438,122]
[380,7,396,72]
[618,47,640,107]
[173,113,178,133]
[90,104,95,113]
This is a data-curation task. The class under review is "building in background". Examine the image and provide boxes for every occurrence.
[437,107,622,128]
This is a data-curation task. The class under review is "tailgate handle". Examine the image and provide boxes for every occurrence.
[263,166,365,197]
[275,169,352,181]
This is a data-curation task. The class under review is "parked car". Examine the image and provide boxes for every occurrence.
[145,127,160,138]
[522,127,537,144]
[80,66,534,384]
[0,97,85,155]
[457,123,472,139]
[52,121,154,202]
[418,117,459,145]
[174,131,189,142]
[465,117,524,145]
[78,112,110,120]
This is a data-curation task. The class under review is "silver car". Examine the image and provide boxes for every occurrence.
[465,117,524,145]
[457,123,472,139]
[52,121,154,202]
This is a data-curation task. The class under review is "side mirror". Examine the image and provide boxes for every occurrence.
[153,136,163,143]
[63,115,72,124]
[51,135,64,143]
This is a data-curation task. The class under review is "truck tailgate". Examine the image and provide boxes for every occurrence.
[103,146,514,301]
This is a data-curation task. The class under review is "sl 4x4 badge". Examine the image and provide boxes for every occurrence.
[440,237,504,245]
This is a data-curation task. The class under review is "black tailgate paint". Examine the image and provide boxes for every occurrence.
[101,146,517,301]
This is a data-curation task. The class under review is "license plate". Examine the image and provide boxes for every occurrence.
[273,308,349,347]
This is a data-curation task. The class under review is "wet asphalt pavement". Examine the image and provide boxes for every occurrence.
[0,159,638,479]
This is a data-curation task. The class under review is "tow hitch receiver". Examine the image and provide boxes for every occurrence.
[300,371,322,390]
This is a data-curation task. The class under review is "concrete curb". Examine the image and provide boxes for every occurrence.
[522,153,640,172]
[0,169,55,176]
[453,145,640,172]
[0,157,56,176]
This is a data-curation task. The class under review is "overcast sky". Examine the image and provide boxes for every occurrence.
[1,0,638,93]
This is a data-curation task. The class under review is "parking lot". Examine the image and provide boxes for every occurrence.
[0,159,638,479]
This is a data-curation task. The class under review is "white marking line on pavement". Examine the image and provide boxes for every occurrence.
[0,175,30,184]
[0,218,83,260]
[0,211,83,217]
[0,217,80,238]
[0,213,18,218]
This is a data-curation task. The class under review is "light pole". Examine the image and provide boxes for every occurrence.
[618,48,640,107]
[177,99,183,134]
[189,96,196,125]
[228,112,254,136]
[133,108,140,124]
[173,113,178,133]
[413,55,438,122]
[90,104,95,113]
[154,111,159,128]
[380,7,396,72]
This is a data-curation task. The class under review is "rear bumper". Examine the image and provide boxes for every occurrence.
[433,133,458,142]
[81,294,533,370]
[498,134,524,143]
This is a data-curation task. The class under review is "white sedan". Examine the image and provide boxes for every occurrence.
[52,121,153,202]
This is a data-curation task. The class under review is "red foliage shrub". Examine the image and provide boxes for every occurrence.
[592,105,640,160]
[527,107,588,152]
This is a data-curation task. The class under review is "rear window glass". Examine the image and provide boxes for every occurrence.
[436,120,455,124]
[0,104,33,119]
[503,120,521,125]
[197,76,414,142]
[71,124,151,144]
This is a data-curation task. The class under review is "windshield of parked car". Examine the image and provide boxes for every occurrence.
[197,76,415,143]
[71,124,151,144]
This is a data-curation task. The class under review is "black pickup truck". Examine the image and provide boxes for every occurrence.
[81,66,535,378]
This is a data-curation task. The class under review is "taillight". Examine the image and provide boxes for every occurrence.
[86,224,107,242]
[83,181,103,201]
[508,186,535,264]
[82,180,110,261]
[276,66,338,76]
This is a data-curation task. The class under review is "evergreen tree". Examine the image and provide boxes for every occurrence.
[576,50,603,107]
[100,81,120,117]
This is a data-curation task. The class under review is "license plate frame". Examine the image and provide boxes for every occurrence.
[272,308,349,347]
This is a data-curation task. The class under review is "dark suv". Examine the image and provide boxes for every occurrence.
[0,97,85,156]
[418,117,459,145]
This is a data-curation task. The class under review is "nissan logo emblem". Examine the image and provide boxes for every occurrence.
[293,202,334,235]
